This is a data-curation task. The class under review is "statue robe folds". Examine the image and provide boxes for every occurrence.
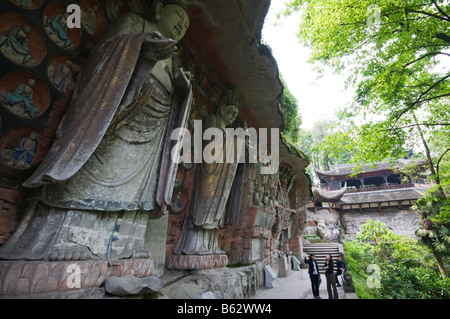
[0,13,192,261]
[174,118,245,256]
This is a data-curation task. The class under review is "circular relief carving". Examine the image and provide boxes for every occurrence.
[0,70,50,119]
[80,0,110,40]
[0,127,41,170]
[105,0,129,23]
[7,0,44,10]
[47,53,81,95]
[43,2,82,50]
[0,12,46,67]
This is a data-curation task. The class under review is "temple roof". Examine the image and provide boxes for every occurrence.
[313,185,347,202]
[338,187,426,205]
[315,159,428,177]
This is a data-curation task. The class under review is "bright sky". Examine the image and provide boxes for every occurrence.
[261,0,355,130]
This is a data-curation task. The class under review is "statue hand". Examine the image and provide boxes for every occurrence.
[171,67,191,96]
[142,31,178,61]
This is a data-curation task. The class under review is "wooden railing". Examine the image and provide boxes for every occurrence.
[344,182,433,193]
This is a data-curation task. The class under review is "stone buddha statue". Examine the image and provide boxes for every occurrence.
[173,92,245,263]
[0,0,192,263]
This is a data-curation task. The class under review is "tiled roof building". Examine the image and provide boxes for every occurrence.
[311,159,432,215]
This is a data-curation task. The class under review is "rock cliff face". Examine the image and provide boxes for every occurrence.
[306,208,421,242]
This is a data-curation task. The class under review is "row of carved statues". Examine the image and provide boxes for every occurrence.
[0,1,247,267]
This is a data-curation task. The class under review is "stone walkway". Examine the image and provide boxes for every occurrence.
[250,269,357,299]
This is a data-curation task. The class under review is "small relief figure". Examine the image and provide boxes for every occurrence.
[106,0,127,22]
[16,0,32,8]
[8,0,44,10]
[82,4,99,34]
[1,131,38,169]
[0,24,33,65]
[47,58,81,94]
[44,12,72,48]
[43,3,81,50]
[170,189,186,214]
[1,79,40,119]
[253,187,262,206]
[81,0,109,39]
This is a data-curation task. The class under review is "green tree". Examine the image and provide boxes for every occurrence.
[280,0,450,276]
[279,0,450,164]
[279,75,302,144]
[345,220,450,298]
[281,0,450,119]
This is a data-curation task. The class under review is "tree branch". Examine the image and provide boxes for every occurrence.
[414,74,450,104]
[432,0,450,20]
[436,147,450,178]
[403,52,450,68]
[406,8,450,22]
[436,33,450,45]
[381,123,450,132]
[391,79,450,129]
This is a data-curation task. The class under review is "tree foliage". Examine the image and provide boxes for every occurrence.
[345,220,450,299]
[281,0,450,161]
[282,1,450,233]
[282,0,450,119]
[279,75,302,144]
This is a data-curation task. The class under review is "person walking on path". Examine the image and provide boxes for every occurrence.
[335,255,346,287]
[324,254,339,299]
[304,253,321,299]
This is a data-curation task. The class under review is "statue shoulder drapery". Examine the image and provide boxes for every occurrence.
[23,14,152,188]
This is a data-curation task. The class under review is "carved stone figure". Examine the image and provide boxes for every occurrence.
[44,12,72,48]
[0,0,192,264]
[1,78,40,119]
[1,131,38,169]
[173,92,245,260]
[47,59,80,94]
[107,1,124,21]
[0,24,33,65]
[81,5,100,34]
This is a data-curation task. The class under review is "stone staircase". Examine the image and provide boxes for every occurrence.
[303,242,341,274]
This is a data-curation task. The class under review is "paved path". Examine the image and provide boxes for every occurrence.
[250,269,355,299]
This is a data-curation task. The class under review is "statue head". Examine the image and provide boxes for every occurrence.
[216,89,239,126]
[151,0,190,42]
[29,131,38,140]
[22,24,31,33]
[218,104,238,126]
[26,79,36,87]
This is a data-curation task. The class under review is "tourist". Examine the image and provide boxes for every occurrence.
[324,254,339,299]
[304,253,321,299]
[335,255,346,287]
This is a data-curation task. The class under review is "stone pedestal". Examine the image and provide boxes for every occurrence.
[0,258,154,297]
[264,265,277,288]
[166,254,228,270]
[291,256,301,271]
[278,255,289,277]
